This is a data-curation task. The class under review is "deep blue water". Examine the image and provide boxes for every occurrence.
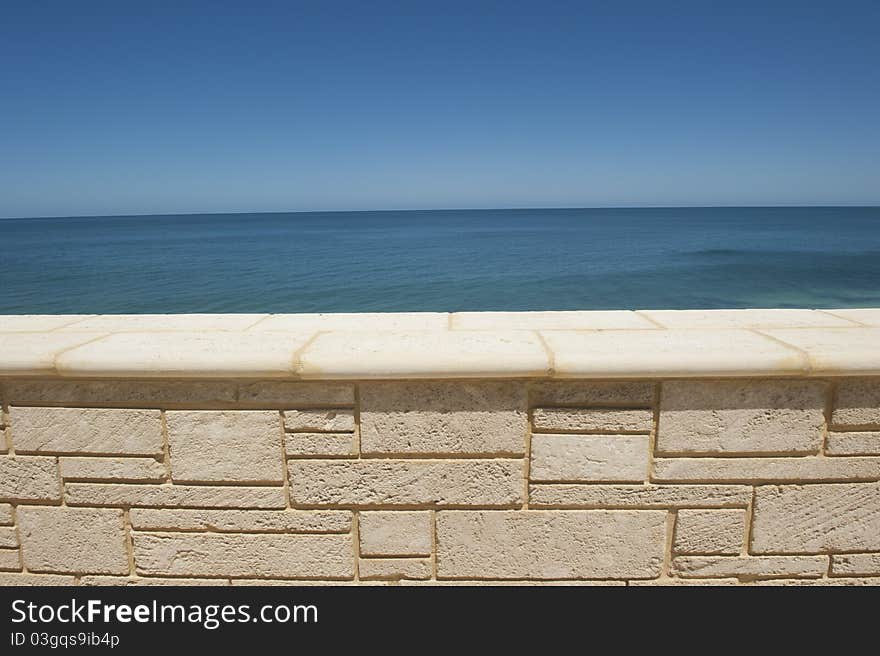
[1,207,879,313]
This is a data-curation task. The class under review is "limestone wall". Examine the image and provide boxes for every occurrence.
[1,375,879,586]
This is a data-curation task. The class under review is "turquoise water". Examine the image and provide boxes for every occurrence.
[1,207,878,313]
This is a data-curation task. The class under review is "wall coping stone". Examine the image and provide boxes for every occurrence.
[1,309,878,379]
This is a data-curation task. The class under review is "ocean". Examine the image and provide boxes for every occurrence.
[1,207,878,314]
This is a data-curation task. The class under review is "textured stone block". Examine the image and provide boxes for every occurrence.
[0,527,18,548]
[673,509,746,555]
[0,573,76,585]
[831,553,880,576]
[133,532,353,579]
[129,509,351,533]
[437,510,665,579]
[80,576,228,586]
[18,507,128,574]
[0,504,14,524]
[9,407,163,455]
[530,434,649,482]
[826,432,880,455]
[359,511,432,556]
[833,379,880,427]
[751,483,880,554]
[65,483,286,509]
[0,550,21,571]
[59,457,166,482]
[284,409,355,432]
[630,578,740,586]
[289,459,523,507]
[532,407,653,433]
[673,555,827,579]
[359,558,431,580]
[531,381,655,406]
[6,380,237,407]
[359,381,526,455]
[750,577,880,586]
[658,381,825,454]
[653,456,880,482]
[284,432,357,457]
[237,382,355,407]
[165,411,283,483]
[529,484,752,508]
[0,457,61,502]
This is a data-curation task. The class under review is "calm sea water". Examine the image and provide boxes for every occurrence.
[1,207,879,313]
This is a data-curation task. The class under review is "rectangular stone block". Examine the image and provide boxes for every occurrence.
[359,511,433,556]
[284,409,355,432]
[165,410,283,483]
[59,457,166,482]
[530,434,649,482]
[532,407,653,433]
[831,553,880,577]
[65,483,286,509]
[673,509,746,555]
[0,504,14,524]
[751,483,880,554]
[9,407,163,455]
[133,532,354,579]
[289,459,523,507]
[437,510,665,579]
[0,527,18,548]
[832,379,880,427]
[359,381,526,455]
[672,555,827,579]
[0,457,61,502]
[658,381,826,454]
[0,573,76,585]
[826,431,880,456]
[529,484,752,508]
[531,381,655,407]
[0,549,21,571]
[359,557,431,580]
[237,382,355,407]
[749,577,880,586]
[653,456,880,483]
[285,432,357,458]
[5,380,237,407]
[129,509,351,533]
[80,576,228,586]
[18,506,128,574]
[629,578,740,586]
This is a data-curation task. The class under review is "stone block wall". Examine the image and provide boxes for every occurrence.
[0,377,878,586]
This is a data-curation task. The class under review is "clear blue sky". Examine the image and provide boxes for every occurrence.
[2,1,878,218]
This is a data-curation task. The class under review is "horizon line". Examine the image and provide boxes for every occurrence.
[2,202,879,221]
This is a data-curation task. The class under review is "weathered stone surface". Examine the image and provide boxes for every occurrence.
[289,459,523,507]
[530,434,649,482]
[0,504,14,524]
[673,555,827,579]
[59,457,166,481]
[751,483,880,554]
[359,511,432,556]
[0,573,76,585]
[284,409,355,432]
[826,431,880,455]
[832,379,880,427]
[80,576,228,586]
[532,407,653,433]
[285,432,357,457]
[0,527,18,548]
[18,507,128,574]
[133,532,354,579]
[129,509,351,533]
[436,510,665,580]
[65,483,286,509]
[658,381,826,454]
[238,381,355,407]
[359,558,431,580]
[5,380,236,407]
[531,381,655,407]
[165,411,283,483]
[10,407,163,455]
[629,578,740,586]
[0,550,21,570]
[750,577,880,586]
[831,553,880,576]
[359,381,526,455]
[0,457,61,502]
[529,484,752,508]
[653,456,880,482]
[399,580,626,586]
[673,509,746,555]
